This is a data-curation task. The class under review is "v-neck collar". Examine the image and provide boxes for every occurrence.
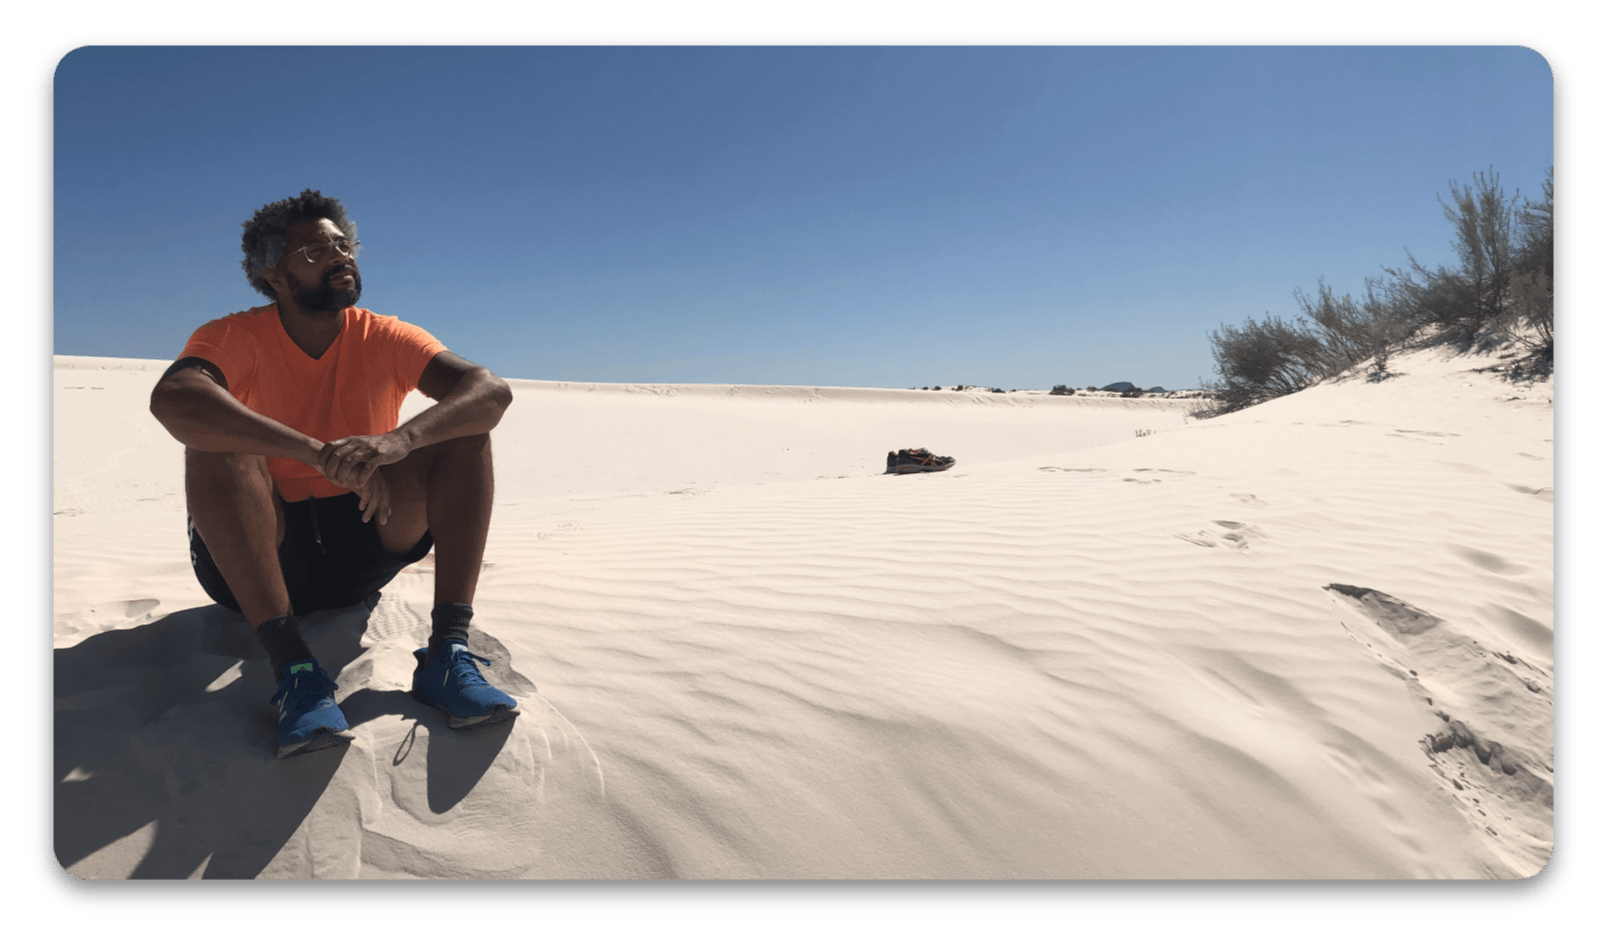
[272,304,348,364]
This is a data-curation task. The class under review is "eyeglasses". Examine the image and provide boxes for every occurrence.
[281,237,360,265]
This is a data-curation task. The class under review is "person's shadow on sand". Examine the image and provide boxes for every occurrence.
[54,598,531,878]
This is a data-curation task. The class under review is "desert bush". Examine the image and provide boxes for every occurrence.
[1519,169,1553,265]
[1049,385,1074,396]
[1442,169,1516,324]
[1383,257,1481,341]
[1501,169,1553,355]
[1296,280,1370,373]
[1119,387,1144,398]
[1383,168,1538,341]
[1502,267,1552,353]
[1296,277,1416,377]
[1200,165,1552,418]
[1198,314,1326,417]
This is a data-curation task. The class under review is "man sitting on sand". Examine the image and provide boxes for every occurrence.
[150,189,519,758]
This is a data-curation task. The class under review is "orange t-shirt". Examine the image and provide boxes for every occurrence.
[180,304,446,501]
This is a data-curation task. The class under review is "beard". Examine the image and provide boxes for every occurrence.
[292,265,362,315]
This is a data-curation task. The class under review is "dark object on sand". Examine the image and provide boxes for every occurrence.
[885,448,956,474]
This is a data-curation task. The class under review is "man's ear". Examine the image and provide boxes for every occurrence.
[258,265,286,298]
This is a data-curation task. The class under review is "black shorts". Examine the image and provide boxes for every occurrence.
[189,492,434,616]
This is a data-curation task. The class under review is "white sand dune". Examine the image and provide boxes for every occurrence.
[52,345,1553,879]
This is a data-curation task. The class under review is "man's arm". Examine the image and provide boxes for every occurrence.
[148,358,323,466]
[399,350,514,449]
[315,351,513,489]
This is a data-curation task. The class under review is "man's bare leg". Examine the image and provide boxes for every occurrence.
[375,432,494,610]
[184,449,290,628]
[427,432,493,610]
[187,448,353,755]
[378,433,517,728]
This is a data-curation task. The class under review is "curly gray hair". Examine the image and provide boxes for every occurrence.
[239,189,359,298]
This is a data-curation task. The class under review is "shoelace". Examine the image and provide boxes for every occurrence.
[441,648,495,688]
[269,666,336,710]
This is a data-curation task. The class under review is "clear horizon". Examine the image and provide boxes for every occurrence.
[54,46,1553,392]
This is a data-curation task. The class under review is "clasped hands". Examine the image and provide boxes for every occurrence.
[315,433,411,524]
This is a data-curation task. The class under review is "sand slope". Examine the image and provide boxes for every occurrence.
[52,345,1552,879]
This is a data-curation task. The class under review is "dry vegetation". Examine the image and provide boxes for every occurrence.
[1196,168,1553,417]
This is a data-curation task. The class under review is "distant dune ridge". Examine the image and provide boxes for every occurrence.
[53,343,1552,879]
[909,383,1189,396]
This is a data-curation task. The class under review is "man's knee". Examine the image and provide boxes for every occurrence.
[404,429,491,471]
[184,449,285,544]
[432,432,492,459]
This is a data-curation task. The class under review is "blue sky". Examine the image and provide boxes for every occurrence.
[54,46,1552,391]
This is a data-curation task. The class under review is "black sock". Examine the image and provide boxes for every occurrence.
[427,602,473,663]
[255,614,313,682]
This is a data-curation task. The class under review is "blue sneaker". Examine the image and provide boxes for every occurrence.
[268,659,353,759]
[411,643,520,729]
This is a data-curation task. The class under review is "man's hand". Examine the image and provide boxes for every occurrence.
[317,433,410,490]
[354,468,392,525]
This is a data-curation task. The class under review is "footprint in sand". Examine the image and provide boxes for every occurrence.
[538,521,585,541]
[1229,493,1268,506]
[1175,520,1265,551]
[1123,468,1196,485]
[1504,483,1554,503]
[1448,544,1529,576]
[1324,583,1552,871]
[1392,429,1460,438]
